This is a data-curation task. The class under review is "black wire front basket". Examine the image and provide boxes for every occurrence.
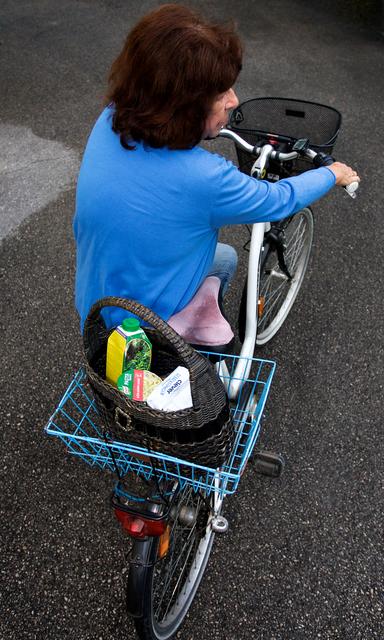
[230,97,342,177]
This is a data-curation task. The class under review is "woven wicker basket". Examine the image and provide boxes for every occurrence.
[83,297,235,467]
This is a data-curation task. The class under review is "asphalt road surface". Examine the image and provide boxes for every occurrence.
[1,2,383,639]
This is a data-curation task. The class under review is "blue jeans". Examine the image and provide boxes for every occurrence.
[206,242,238,298]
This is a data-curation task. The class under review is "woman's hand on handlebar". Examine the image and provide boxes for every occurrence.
[327,162,360,187]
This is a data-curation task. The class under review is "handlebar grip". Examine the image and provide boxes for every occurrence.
[313,152,359,199]
[313,152,334,167]
[345,181,359,199]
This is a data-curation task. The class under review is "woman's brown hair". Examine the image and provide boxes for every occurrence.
[105,4,242,150]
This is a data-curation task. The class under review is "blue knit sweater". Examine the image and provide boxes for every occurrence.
[73,107,335,330]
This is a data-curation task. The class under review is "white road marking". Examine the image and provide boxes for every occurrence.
[0,123,80,242]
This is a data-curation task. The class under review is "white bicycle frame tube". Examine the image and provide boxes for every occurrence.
[225,221,268,401]
[217,128,273,400]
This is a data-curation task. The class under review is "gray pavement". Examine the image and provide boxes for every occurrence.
[1,1,383,639]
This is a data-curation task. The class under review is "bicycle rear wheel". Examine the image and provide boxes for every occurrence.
[256,207,314,345]
[127,484,217,640]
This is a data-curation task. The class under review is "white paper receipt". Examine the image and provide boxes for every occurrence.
[146,366,193,412]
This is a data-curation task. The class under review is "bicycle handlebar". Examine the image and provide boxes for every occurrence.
[219,128,298,161]
[219,127,359,199]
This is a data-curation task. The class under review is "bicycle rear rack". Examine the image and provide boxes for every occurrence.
[45,354,275,498]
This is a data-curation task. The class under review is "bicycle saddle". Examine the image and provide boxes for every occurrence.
[168,276,234,354]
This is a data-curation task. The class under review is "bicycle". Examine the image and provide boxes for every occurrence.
[45,97,358,640]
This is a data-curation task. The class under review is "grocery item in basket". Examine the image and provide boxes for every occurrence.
[117,369,162,401]
[146,366,193,412]
[106,318,152,385]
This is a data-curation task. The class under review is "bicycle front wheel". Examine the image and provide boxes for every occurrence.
[256,207,314,345]
[127,484,217,640]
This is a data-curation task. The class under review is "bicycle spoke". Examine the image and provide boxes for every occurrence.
[260,288,286,324]
[260,288,286,326]
[256,208,313,344]
[160,529,199,619]
[152,488,209,624]
[285,220,306,268]
[153,521,189,616]
[154,523,197,617]
[259,273,290,326]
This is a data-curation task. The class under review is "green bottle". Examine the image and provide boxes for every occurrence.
[121,318,152,372]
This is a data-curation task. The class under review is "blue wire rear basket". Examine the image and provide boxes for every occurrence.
[45,353,275,497]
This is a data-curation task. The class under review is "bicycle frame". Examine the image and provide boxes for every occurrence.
[217,125,315,400]
[218,220,270,401]
[216,128,279,400]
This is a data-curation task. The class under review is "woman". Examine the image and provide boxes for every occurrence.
[73,3,359,331]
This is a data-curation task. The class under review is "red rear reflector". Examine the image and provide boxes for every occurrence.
[114,508,167,538]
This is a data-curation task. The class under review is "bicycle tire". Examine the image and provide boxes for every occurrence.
[255,207,314,345]
[127,484,217,640]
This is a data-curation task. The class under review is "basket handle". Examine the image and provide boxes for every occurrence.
[83,296,210,380]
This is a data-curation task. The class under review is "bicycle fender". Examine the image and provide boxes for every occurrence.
[126,538,156,618]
